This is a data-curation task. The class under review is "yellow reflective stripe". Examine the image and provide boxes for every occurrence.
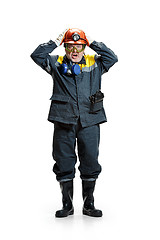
[79,55,96,70]
[84,55,95,67]
[57,56,64,64]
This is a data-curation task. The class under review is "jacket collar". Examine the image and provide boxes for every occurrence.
[63,55,86,65]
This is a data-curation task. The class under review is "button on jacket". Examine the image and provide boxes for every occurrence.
[31,40,118,127]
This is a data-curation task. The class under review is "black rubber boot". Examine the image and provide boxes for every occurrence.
[82,180,102,217]
[55,180,74,218]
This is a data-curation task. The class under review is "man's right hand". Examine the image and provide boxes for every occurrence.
[54,29,68,46]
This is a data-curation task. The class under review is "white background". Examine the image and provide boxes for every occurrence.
[0,0,160,239]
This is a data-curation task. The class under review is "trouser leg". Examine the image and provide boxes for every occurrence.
[77,123,102,180]
[52,122,77,182]
[76,123,102,217]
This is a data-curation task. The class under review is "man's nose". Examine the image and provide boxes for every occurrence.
[73,47,77,53]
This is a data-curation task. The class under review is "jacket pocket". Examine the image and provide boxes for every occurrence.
[49,95,71,118]
[50,94,70,102]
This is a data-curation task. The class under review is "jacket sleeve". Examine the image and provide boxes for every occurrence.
[30,40,58,74]
[90,41,118,74]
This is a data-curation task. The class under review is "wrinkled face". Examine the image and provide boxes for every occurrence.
[65,44,85,63]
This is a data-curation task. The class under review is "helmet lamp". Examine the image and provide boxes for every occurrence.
[72,33,80,42]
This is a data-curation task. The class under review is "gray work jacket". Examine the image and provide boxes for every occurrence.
[31,40,118,127]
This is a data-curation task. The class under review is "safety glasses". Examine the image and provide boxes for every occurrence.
[65,43,85,53]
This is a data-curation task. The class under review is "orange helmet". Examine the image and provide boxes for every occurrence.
[63,28,89,46]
